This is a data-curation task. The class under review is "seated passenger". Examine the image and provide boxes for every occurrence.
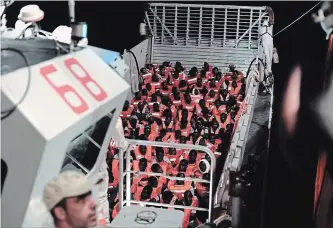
[134,145,152,162]
[151,163,167,190]
[195,173,210,198]
[207,78,219,93]
[168,173,193,199]
[185,150,201,172]
[108,159,119,188]
[219,89,230,104]
[206,90,217,105]
[176,118,191,137]
[179,80,189,94]
[187,67,199,85]
[140,67,152,84]
[229,80,241,96]
[145,83,156,97]
[139,125,155,141]
[167,147,182,168]
[195,99,208,117]
[120,100,133,118]
[199,69,209,84]
[160,81,172,96]
[193,159,210,178]
[182,94,196,112]
[163,116,175,133]
[141,89,148,100]
[151,103,162,118]
[182,190,199,228]
[191,88,203,104]
[131,91,143,106]
[192,77,204,91]
[172,159,191,176]
[161,191,178,208]
[151,73,161,89]
[153,147,171,167]
[171,90,183,107]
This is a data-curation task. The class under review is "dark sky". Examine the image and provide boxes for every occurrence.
[5,2,330,228]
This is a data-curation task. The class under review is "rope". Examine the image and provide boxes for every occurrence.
[274,1,323,37]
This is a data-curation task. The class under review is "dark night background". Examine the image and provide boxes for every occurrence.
[5,1,329,228]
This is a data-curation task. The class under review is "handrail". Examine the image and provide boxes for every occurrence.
[119,139,216,224]
[122,200,209,212]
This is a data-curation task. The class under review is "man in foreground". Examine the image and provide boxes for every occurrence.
[43,171,103,228]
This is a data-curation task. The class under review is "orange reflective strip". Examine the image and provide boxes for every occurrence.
[314,151,327,216]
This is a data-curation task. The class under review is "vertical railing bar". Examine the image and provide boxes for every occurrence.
[235,8,240,47]
[174,5,178,45]
[198,7,202,46]
[249,9,253,49]
[210,7,215,47]
[258,9,262,57]
[223,8,227,47]
[125,145,131,206]
[186,7,190,45]
[153,6,157,42]
[162,6,165,44]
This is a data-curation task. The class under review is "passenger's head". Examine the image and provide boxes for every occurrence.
[197,77,203,86]
[162,191,174,204]
[139,158,148,171]
[135,91,142,100]
[179,135,187,144]
[144,126,151,136]
[213,67,219,76]
[188,150,197,163]
[199,99,206,108]
[152,73,159,82]
[139,145,147,155]
[175,130,182,140]
[209,134,215,144]
[226,105,232,113]
[168,147,176,155]
[151,163,163,173]
[185,94,192,103]
[156,147,164,162]
[161,81,168,90]
[43,171,98,228]
[179,80,187,88]
[216,72,222,82]
[189,67,198,77]
[178,159,188,172]
[184,190,193,206]
[153,103,159,112]
[180,119,188,129]
[141,185,153,200]
[210,79,216,87]
[148,176,158,188]
[211,119,219,130]
[176,173,185,185]
[232,81,237,89]
[209,90,215,98]
[204,62,209,71]
[220,113,227,123]
[141,89,148,97]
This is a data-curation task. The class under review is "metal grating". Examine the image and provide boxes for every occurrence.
[146,3,270,73]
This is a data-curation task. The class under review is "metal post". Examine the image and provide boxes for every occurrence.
[186,7,190,45]
[223,8,227,47]
[210,8,215,47]
[174,5,178,45]
[231,197,242,228]
[198,7,203,45]
[236,8,240,47]
[249,9,253,49]
[162,6,165,43]
[125,146,131,206]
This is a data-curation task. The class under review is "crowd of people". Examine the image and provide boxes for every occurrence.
[107,61,247,227]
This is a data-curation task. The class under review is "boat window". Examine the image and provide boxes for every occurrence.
[1,159,8,194]
[61,109,116,173]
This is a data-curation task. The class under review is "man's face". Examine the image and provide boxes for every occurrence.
[221,114,227,123]
[156,150,164,162]
[144,127,151,135]
[63,192,97,228]
[139,160,147,171]
[179,161,187,172]
[185,95,191,103]
[189,151,197,162]
[139,146,147,155]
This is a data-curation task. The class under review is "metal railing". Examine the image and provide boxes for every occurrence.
[118,139,216,223]
[145,3,270,72]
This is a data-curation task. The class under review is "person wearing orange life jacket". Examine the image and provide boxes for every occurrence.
[228,80,241,96]
[182,190,200,228]
[141,89,149,100]
[178,108,192,122]
[150,73,162,89]
[182,93,196,112]
[131,158,151,194]
[161,191,177,209]
[120,100,133,118]
[195,173,210,198]
[151,102,162,119]
[195,99,208,117]
[140,67,152,84]
[185,150,202,173]
[209,117,222,139]
[108,159,120,189]
[134,176,161,201]
[221,79,230,91]
[131,91,143,106]
[179,79,189,94]
[171,159,192,177]
[168,173,193,200]
[135,185,160,205]
[219,88,230,106]
[160,81,172,96]
[165,98,178,119]
[200,107,211,126]
[171,70,183,88]
[171,91,184,108]
[206,90,217,107]
[144,83,156,97]
[175,118,191,138]
[139,125,156,141]
[134,145,152,162]
[191,77,205,91]
[207,78,219,93]
[150,163,168,190]
[147,93,161,109]
[167,147,182,168]
[162,115,175,134]
[187,67,199,86]
[217,113,230,130]
[193,159,211,178]
[191,88,203,104]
